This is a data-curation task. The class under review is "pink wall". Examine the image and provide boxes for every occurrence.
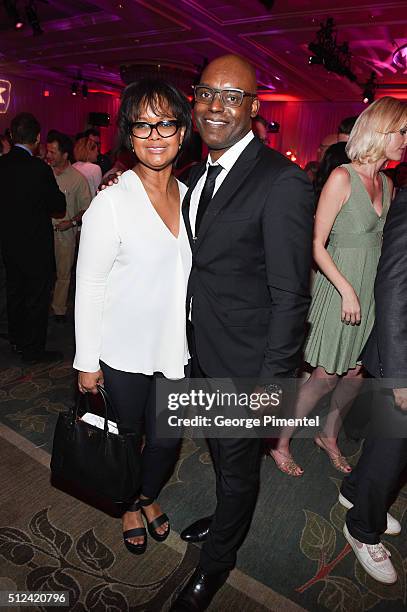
[0,73,120,153]
[259,101,366,167]
[0,73,380,166]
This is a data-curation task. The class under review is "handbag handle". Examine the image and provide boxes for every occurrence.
[70,384,120,437]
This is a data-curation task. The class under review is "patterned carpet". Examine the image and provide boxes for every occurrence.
[0,320,406,611]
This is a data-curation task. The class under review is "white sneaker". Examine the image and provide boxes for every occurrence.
[339,493,401,536]
[343,524,397,584]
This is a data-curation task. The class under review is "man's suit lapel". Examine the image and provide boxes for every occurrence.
[193,138,262,254]
[182,162,206,249]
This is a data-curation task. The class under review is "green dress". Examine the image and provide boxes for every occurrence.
[303,164,391,375]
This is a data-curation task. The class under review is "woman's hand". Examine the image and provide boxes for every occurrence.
[340,287,361,325]
[78,369,104,394]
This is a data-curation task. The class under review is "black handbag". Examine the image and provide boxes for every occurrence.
[51,385,142,504]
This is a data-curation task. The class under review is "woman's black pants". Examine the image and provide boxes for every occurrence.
[100,361,181,501]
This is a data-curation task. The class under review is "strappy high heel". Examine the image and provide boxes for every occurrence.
[139,497,170,542]
[314,434,352,473]
[122,500,147,555]
[268,448,304,477]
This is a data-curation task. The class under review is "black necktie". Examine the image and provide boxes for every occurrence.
[195,164,223,236]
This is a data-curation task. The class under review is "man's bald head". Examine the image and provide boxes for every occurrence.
[201,55,258,93]
[194,54,260,160]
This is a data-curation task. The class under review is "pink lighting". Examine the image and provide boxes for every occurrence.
[43,90,50,97]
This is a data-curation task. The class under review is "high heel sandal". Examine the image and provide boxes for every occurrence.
[268,448,303,477]
[314,434,352,474]
[139,497,170,542]
[122,500,147,555]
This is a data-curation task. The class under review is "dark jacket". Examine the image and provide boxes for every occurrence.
[362,187,407,378]
[0,146,66,272]
[183,136,315,379]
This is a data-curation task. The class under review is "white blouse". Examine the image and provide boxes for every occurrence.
[73,170,191,378]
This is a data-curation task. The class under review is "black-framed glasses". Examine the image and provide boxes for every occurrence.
[193,85,257,108]
[130,120,180,139]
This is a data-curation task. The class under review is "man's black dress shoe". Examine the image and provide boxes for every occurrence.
[180,516,213,543]
[170,566,229,611]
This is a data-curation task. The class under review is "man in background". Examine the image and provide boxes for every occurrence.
[337,115,358,142]
[46,131,91,323]
[252,114,270,146]
[0,113,66,363]
[342,185,407,585]
[77,127,112,176]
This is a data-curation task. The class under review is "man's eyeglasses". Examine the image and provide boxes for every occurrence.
[130,120,180,139]
[193,85,257,108]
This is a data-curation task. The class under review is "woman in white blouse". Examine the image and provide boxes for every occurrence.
[74,79,192,555]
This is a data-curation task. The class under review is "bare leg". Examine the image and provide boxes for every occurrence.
[315,365,365,472]
[139,494,169,536]
[269,367,338,475]
[122,500,145,546]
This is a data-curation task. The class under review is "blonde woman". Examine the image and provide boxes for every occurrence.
[270,97,407,476]
[73,136,102,197]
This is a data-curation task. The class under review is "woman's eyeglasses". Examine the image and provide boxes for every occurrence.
[130,120,180,139]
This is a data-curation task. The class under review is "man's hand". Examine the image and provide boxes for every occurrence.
[78,369,104,394]
[393,388,407,411]
[97,170,123,193]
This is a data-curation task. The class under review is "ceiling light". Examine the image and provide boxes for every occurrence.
[308,17,357,82]
[362,72,377,104]
[3,0,24,29]
[71,82,78,96]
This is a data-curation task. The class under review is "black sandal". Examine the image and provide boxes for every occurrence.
[139,497,170,542]
[122,500,147,555]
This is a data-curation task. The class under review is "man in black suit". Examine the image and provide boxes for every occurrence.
[0,113,66,363]
[171,55,314,611]
[341,186,407,585]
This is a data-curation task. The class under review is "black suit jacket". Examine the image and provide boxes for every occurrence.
[363,188,407,379]
[0,146,66,272]
[183,136,314,379]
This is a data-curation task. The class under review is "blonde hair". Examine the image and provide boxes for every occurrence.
[346,97,407,164]
[73,136,97,162]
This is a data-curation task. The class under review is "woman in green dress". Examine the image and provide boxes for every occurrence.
[270,97,407,476]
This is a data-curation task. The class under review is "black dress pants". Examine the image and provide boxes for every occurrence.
[341,391,407,544]
[3,254,52,356]
[189,327,262,574]
[100,361,181,501]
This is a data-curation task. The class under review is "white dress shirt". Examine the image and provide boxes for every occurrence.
[189,130,254,235]
[73,170,191,378]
